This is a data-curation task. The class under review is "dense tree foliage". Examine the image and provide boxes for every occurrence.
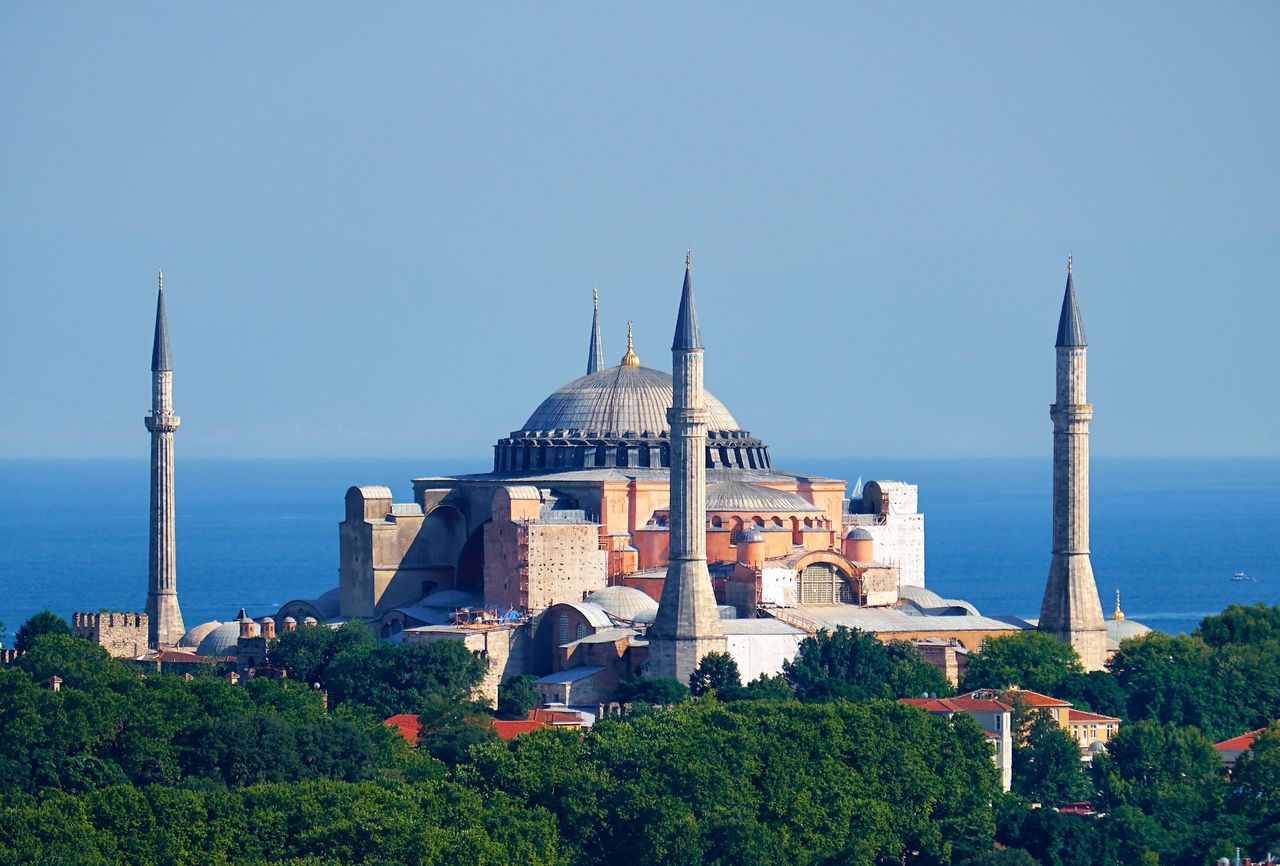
[1196,603,1280,648]
[688,651,742,697]
[615,676,689,706]
[13,610,71,654]
[0,780,560,865]
[267,621,487,717]
[497,674,539,719]
[4,603,1280,865]
[784,627,953,702]
[459,698,1000,865]
[960,631,1084,695]
[0,635,404,796]
[1011,711,1088,806]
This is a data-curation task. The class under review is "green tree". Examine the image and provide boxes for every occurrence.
[784,627,951,703]
[616,676,689,706]
[1108,632,1236,739]
[1092,719,1226,864]
[960,631,1084,695]
[266,619,377,688]
[1227,721,1280,855]
[1195,603,1280,648]
[1052,670,1128,720]
[497,674,538,720]
[689,651,742,697]
[739,672,793,701]
[13,611,71,654]
[1011,711,1088,806]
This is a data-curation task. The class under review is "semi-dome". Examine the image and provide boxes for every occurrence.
[585,585,659,622]
[706,480,821,514]
[195,621,244,657]
[494,364,771,474]
[179,620,222,649]
[520,365,739,437]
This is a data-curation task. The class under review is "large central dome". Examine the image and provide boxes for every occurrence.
[493,362,771,475]
[518,365,739,436]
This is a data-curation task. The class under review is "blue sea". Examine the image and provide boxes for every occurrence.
[1,458,1277,646]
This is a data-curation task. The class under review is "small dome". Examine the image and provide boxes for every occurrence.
[282,616,297,624]
[741,525,764,543]
[179,621,222,649]
[1106,618,1152,644]
[584,586,659,622]
[846,527,874,541]
[196,622,244,657]
[303,616,318,626]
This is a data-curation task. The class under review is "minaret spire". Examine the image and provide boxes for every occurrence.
[648,250,725,683]
[587,288,605,374]
[1039,259,1106,670]
[145,270,185,648]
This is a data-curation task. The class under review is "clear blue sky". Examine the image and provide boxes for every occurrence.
[1,3,1276,460]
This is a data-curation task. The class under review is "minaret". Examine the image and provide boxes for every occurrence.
[647,252,725,683]
[145,270,185,649]
[587,288,605,374]
[1039,258,1106,671]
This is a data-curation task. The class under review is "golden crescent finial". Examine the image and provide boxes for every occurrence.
[621,320,640,367]
[1113,589,1124,621]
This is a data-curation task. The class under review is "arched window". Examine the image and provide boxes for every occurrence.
[558,612,570,645]
[576,623,587,640]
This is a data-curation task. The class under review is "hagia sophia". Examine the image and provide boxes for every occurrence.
[82,255,1151,709]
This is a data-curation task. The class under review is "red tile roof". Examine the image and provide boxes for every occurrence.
[1067,709,1122,723]
[154,650,212,663]
[384,714,422,746]
[1215,729,1266,752]
[490,719,546,740]
[899,696,1012,714]
[1001,689,1071,708]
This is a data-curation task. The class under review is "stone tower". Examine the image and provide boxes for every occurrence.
[1038,258,1106,671]
[647,253,726,683]
[587,288,604,374]
[145,270,185,649]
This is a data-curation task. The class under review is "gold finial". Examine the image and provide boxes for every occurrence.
[158,268,164,291]
[621,320,640,367]
[685,249,691,269]
[1113,589,1124,621]
[1067,255,1073,275]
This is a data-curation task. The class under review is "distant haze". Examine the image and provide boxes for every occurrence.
[1,4,1276,460]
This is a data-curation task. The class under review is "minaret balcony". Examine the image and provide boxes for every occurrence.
[145,414,181,432]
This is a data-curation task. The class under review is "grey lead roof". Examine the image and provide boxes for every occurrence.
[517,364,740,436]
[672,261,701,350]
[151,287,173,372]
[705,479,822,513]
[1055,270,1087,348]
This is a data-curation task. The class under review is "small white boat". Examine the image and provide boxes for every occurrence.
[1232,571,1256,582]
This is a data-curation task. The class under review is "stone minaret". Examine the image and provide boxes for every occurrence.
[145,270,185,649]
[587,288,605,374]
[1039,258,1106,671]
[647,253,726,683]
